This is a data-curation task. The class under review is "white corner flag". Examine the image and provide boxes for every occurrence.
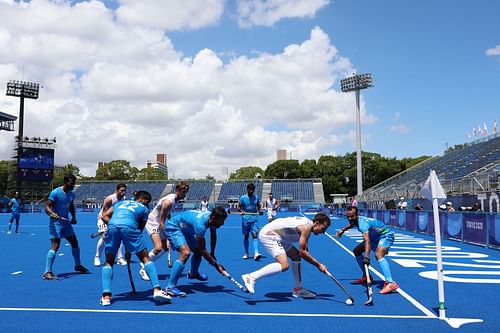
[419,170,482,328]
[420,170,446,205]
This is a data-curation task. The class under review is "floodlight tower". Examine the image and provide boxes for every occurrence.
[340,73,373,196]
[6,80,41,193]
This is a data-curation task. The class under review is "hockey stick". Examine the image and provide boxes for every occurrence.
[125,252,136,294]
[90,230,106,239]
[325,270,354,305]
[364,264,373,306]
[221,270,249,293]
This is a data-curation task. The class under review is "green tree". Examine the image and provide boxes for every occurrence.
[300,159,319,178]
[136,167,167,180]
[265,160,301,179]
[53,164,82,188]
[95,160,139,180]
[0,160,16,196]
[229,166,265,180]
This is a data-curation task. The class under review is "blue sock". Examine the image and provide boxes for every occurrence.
[102,265,113,294]
[167,259,185,288]
[355,255,365,275]
[243,239,249,254]
[45,249,56,272]
[190,255,202,275]
[71,247,81,266]
[253,238,259,254]
[144,262,160,289]
[378,258,393,282]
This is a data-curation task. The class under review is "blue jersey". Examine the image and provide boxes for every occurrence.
[239,194,260,223]
[10,198,20,213]
[109,200,150,228]
[166,210,211,237]
[48,187,75,219]
[357,216,394,238]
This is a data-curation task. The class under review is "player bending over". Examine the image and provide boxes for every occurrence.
[242,213,331,298]
[100,191,171,306]
[336,205,399,294]
[164,207,227,297]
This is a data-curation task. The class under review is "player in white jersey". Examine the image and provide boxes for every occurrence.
[94,183,127,266]
[199,196,209,211]
[242,213,330,298]
[265,192,280,223]
[140,181,189,280]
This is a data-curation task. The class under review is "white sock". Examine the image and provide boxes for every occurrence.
[292,261,302,289]
[95,238,104,257]
[117,243,125,259]
[251,262,282,280]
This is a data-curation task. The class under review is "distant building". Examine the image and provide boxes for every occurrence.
[147,153,168,178]
[277,149,287,161]
[97,161,106,169]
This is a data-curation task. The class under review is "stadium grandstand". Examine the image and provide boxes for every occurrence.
[360,133,500,211]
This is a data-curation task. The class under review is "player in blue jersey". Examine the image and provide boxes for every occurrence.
[336,205,399,294]
[238,183,263,260]
[99,190,171,306]
[7,191,21,234]
[164,207,228,297]
[43,174,89,280]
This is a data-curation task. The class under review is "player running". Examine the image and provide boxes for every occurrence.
[140,181,189,280]
[164,207,228,297]
[242,213,331,298]
[7,191,21,235]
[99,191,171,306]
[94,183,127,267]
[336,205,399,294]
[238,183,263,260]
[43,174,89,280]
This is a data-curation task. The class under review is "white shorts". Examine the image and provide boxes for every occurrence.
[267,209,276,219]
[97,218,107,232]
[144,220,166,240]
[258,230,293,258]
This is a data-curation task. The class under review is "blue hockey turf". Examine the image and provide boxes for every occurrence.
[0,211,499,333]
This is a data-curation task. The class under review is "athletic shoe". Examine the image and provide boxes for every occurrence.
[94,256,101,267]
[42,271,57,280]
[380,281,399,294]
[350,275,373,285]
[139,268,150,281]
[253,253,262,261]
[292,287,316,298]
[7,231,11,235]
[188,271,208,281]
[165,287,186,297]
[74,264,90,274]
[100,297,111,306]
[241,274,255,294]
[116,257,127,266]
[154,290,172,304]
[242,253,249,259]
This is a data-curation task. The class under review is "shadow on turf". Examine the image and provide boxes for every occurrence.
[56,271,92,280]
[244,292,338,305]
[180,282,250,299]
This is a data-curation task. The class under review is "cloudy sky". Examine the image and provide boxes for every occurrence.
[0,0,499,179]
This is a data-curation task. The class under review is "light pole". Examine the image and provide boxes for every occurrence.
[6,80,41,193]
[340,73,373,196]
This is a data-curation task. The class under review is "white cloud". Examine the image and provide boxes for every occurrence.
[390,124,410,134]
[237,0,330,27]
[486,45,500,56]
[0,1,373,179]
[116,0,225,30]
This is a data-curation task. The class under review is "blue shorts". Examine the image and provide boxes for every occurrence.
[104,224,147,255]
[241,221,259,235]
[10,212,20,221]
[368,232,395,250]
[49,220,75,239]
[165,227,196,251]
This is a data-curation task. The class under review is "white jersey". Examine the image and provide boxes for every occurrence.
[266,198,278,210]
[145,193,176,235]
[200,200,209,211]
[260,216,311,243]
[97,193,122,229]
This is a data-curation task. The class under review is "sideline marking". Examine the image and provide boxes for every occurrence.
[11,271,23,275]
[0,307,431,319]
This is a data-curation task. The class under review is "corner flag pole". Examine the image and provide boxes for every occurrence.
[429,170,446,319]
